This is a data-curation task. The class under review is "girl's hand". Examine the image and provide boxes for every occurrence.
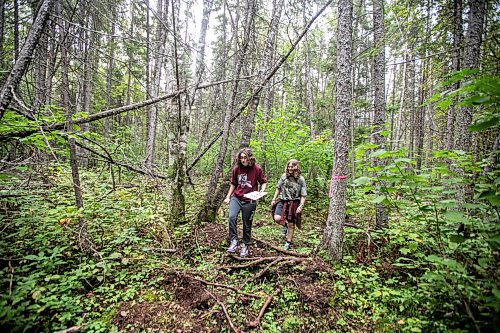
[270,199,276,208]
[296,204,303,214]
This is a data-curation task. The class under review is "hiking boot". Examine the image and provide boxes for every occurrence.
[240,244,249,257]
[227,239,238,253]
[283,241,292,251]
[281,225,288,238]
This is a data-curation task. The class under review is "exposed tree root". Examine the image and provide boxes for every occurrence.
[206,290,244,333]
[246,288,281,328]
[253,237,311,257]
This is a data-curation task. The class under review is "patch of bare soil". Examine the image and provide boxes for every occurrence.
[171,273,211,310]
[114,272,222,332]
[198,222,227,248]
[289,260,335,315]
[113,301,213,332]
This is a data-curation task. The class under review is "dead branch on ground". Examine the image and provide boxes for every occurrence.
[253,237,310,257]
[205,290,243,333]
[246,288,281,328]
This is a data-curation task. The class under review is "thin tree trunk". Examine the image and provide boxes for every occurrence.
[454,0,485,152]
[145,0,167,175]
[13,0,19,60]
[169,0,187,223]
[199,0,253,222]
[372,0,388,229]
[104,7,117,136]
[0,0,5,71]
[406,52,416,157]
[454,0,486,207]
[323,0,353,262]
[446,0,463,150]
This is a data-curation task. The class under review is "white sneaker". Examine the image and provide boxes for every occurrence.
[227,239,238,253]
[240,244,249,257]
[283,242,291,251]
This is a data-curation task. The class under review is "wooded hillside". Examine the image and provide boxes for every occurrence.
[0,0,498,332]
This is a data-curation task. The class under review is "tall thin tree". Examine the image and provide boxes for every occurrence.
[372,0,388,229]
[322,0,353,262]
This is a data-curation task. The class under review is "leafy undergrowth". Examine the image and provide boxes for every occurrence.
[1,164,499,332]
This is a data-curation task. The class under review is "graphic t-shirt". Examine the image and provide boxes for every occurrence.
[230,164,267,201]
[277,173,307,201]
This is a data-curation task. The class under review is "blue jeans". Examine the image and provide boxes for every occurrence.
[228,196,256,245]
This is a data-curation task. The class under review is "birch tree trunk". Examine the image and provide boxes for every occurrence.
[372,0,388,229]
[322,0,353,262]
[169,0,188,223]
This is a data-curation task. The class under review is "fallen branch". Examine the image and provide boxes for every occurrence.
[246,288,280,328]
[253,237,310,258]
[0,76,254,141]
[54,326,82,333]
[206,290,243,333]
[241,257,282,287]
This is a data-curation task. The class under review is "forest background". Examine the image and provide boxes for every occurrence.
[0,0,498,332]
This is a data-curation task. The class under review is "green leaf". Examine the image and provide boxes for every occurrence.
[449,235,465,244]
[394,158,414,164]
[438,99,451,110]
[426,255,442,263]
[493,288,500,299]
[109,252,122,259]
[443,211,469,223]
[400,248,411,255]
[353,177,371,186]
[469,116,499,132]
[372,195,386,203]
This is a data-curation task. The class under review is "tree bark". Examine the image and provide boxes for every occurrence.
[322,0,353,262]
[454,0,486,152]
[454,0,486,207]
[372,0,388,229]
[0,0,5,72]
[445,0,463,150]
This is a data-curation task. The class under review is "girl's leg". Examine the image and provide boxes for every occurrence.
[228,197,241,242]
[241,202,257,245]
[286,222,294,243]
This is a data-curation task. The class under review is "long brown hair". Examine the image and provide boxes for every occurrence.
[236,147,256,167]
[285,159,301,178]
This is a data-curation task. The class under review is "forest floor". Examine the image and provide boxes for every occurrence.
[111,219,350,332]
